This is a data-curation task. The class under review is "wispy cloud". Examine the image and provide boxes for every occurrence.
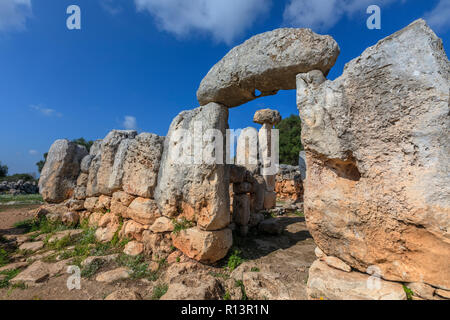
[28,149,38,155]
[134,0,271,44]
[0,0,32,32]
[424,0,450,33]
[283,0,404,31]
[100,0,123,16]
[30,104,63,118]
[123,115,138,130]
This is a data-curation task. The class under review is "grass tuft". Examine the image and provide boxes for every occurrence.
[152,283,168,300]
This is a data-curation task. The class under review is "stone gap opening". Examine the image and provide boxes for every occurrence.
[227,92,304,237]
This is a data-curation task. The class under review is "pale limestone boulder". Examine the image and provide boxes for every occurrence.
[96,267,131,283]
[120,220,146,241]
[150,216,174,233]
[307,260,406,300]
[321,256,351,273]
[83,197,98,211]
[19,241,44,253]
[123,241,144,256]
[10,261,49,286]
[298,19,450,289]
[38,139,88,203]
[127,197,161,225]
[95,223,119,243]
[171,227,232,263]
[86,131,137,197]
[161,274,223,300]
[155,103,230,231]
[197,28,339,108]
[407,282,435,300]
[111,191,135,217]
[253,109,282,125]
[122,133,164,198]
[142,231,172,258]
[243,272,290,300]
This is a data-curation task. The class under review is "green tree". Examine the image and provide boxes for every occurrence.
[36,153,48,174]
[275,114,303,166]
[0,161,8,178]
[72,138,94,152]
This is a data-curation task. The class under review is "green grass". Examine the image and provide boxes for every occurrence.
[116,254,159,281]
[223,291,231,300]
[0,194,43,204]
[227,249,244,271]
[81,259,105,278]
[172,218,194,235]
[235,280,248,300]
[250,267,260,272]
[0,269,21,288]
[13,216,70,235]
[403,285,414,300]
[293,211,304,217]
[0,249,10,267]
[152,283,168,300]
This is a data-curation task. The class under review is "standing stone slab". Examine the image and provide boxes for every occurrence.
[155,103,230,231]
[197,28,339,108]
[86,131,137,197]
[122,133,164,198]
[298,19,450,289]
[39,139,88,203]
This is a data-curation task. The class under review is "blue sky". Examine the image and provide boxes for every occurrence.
[0,0,449,175]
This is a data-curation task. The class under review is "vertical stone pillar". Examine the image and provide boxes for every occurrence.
[253,109,281,210]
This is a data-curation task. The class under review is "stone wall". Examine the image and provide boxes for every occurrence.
[275,165,303,203]
[0,180,39,195]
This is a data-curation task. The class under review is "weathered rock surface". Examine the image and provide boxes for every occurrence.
[105,289,142,300]
[161,274,223,300]
[197,28,339,108]
[253,109,282,125]
[155,103,231,231]
[275,165,303,202]
[86,131,137,197]
[95,267,131,283]
[123,241,144,256]
[243,272,290,300]
[122,133,164,198]
[38,139,88,203]
[258,218,284,235]
[18,241,44,253]
[307,260,406,300]
[171,227,232,263]
[10,261,49,286]
[298,19,450,289]
[126,197,161,225]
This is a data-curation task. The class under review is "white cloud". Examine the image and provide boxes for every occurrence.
[29,149,38,155]
[123,116,138,130]
[134,0,271,44]
[0,0,32,32]
[100,0,123,16]
[283,0,403,31]
[424,0,450,32]
[30,104,63,117]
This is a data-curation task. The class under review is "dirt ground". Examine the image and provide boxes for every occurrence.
[0,204,39,234]
[0,205,316,300]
